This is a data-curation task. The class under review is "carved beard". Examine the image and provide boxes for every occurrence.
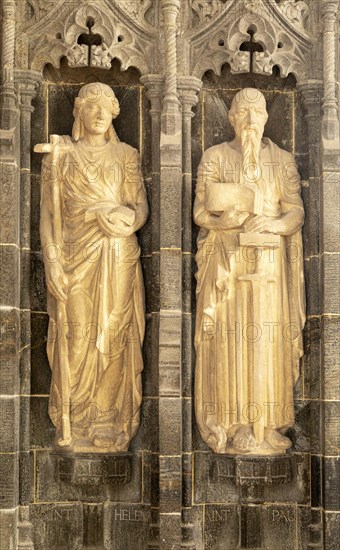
[241,126,262,184]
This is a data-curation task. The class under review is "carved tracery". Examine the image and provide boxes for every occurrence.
[189,0,313,80]
[24,0,156,74]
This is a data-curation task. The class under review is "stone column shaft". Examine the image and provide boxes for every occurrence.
[0,0,16,127]
[141,74,164,550]
[158,2,183,548]
[178,77,201,550]
[321,1,340,143]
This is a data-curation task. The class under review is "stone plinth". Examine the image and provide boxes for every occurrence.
[52,452,132,486]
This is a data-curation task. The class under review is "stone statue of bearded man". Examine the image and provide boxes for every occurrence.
[194,88,305,455]
[38,83,148,452]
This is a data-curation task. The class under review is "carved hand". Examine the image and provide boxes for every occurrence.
[45,261,68,302]
[244,215,282,234]
[96,212,135,238]
[217,209,250,230]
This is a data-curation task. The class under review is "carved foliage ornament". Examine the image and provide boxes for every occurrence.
[190,0,310,31]
[25,0,154,73]
[23,0,154,28]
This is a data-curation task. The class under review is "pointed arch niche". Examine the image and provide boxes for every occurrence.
[186,4,323,545]
[27,5,157,548]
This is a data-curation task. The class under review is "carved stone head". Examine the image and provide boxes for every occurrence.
[72,82,120,143]
[228,88,268,142]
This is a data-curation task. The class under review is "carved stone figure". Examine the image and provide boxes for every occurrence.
[36,83,148,452]
[194,88,305,455]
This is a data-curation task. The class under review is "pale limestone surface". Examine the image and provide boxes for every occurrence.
[36,83,148,452]
[194,88,306,455]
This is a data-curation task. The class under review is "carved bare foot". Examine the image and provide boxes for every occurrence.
[266,429,292,450]
[92,432,116,448]
[114,432,130,451]
[232,425,257,453]
[91,428,117,448]
[207,424,227,453]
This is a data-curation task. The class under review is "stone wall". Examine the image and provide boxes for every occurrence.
[0,1,339,549]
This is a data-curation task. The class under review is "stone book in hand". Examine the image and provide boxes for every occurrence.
[206,182,262,216]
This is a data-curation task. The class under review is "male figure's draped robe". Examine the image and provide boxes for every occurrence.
[194,138,305,453]
[41,140,147,450]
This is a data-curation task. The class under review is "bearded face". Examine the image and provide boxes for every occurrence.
[229,93,268,184]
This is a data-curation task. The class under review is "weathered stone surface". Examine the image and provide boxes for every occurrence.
[35,450,142,503]
[30,174,41,253]
[30,503,83,550]
[322,172,340,253]
[323,255,340,314]
[324,511,340,550]
[0,162,19,245]
[0,453,19,508]
[142,313,159,398]
[309,400,323,455]
[130,397,158,452]
[304,256,321,316]
[0,307,19,395]
[194,451,309,505]
[0,245,19,307]
[204,505,240,550]
[323,457,340,511]
[30,397,55,449]
[30,312,50,395]
[310,454,322,508]
[30,252,47,312]
[159,250,182,310]
[104,503,151,550]
[261,505,297,549]
[0,509,17,550]
[159,398,181,454]
[324,402,340,457]
[303,317,321,400]
[159,456,181,514]
[323,317,340,400]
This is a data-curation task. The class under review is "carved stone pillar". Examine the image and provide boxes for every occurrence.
[140,73,164,549]
[0,6,21,545]
[157,2,183,548]
[287,86,324,546]
[178,76,202,550]
[321,1,340,148]
[15,71,40,550]
[319,6,340,546]
[161,0,181,133]
[0,0,17,127]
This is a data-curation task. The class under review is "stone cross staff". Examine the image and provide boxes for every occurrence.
[34,135,73,447]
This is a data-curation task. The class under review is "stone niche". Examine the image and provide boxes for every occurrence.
[190,64,315,550]
[29,59,154,550]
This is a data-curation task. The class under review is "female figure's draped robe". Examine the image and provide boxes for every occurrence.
[42,140,147,450]
[194,138,305,453]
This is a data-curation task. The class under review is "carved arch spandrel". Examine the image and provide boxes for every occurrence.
[24,0,157,74]
[188,0,314,81]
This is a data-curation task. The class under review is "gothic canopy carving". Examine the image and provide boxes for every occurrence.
[24,0,156,74]
[189,0,313,80]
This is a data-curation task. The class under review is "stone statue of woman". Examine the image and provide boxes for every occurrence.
[36,82,148,452]
[194,88,305,455]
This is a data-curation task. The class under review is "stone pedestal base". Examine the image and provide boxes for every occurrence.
[210,454,293,503]
[52,452,132,486]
